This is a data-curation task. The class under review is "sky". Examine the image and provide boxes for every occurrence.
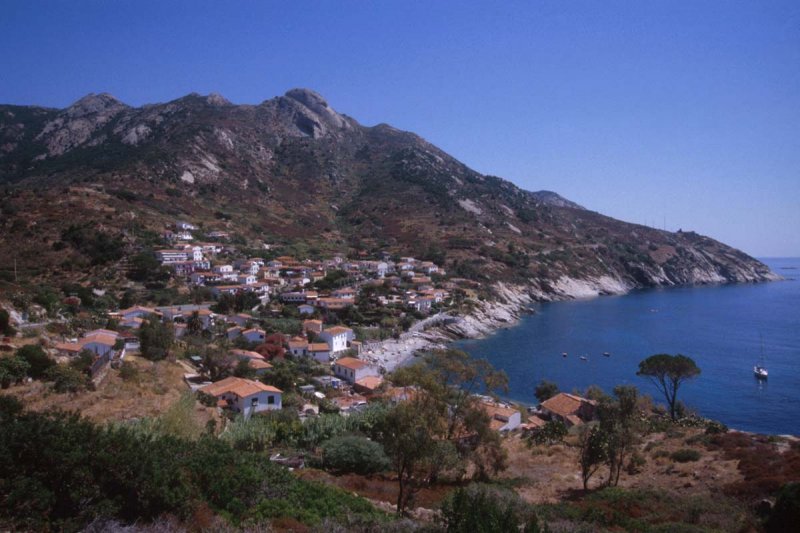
[2,1,798,257]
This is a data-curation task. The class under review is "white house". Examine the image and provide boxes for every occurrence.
[308,342,331,363]
[242,328,267,344]
[237,274,257,285]
[482,402,522,432]
[155,249,189,264]
[79,332,118,357]
[214,264,234,275]
[199,377,281,418]
[298,304,316,315]
[318,326,354,354]
[333,357,380,384]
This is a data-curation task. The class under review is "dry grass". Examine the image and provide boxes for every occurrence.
[9,355,216,426]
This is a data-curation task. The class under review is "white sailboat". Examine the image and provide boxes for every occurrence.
[754,335,768,380]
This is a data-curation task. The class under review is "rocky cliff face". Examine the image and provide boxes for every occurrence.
[0,89,776,294]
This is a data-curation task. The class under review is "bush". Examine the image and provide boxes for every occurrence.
[766,482,800,533]
[670,449,701,463]
[118,362,139,382]
[0,308,15,336]
[440,484,543,532]
[45,365,88,393]
[0,356,29,388]
[705,420,728,435]
[16,345,55,379]
[321,435,390,475]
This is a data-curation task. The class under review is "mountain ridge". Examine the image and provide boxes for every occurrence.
[0,89,776,296]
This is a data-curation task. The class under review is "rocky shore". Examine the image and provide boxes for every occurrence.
[361,272,780,372]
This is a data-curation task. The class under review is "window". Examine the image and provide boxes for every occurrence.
[251,397,259,406]
[268,395,275,405]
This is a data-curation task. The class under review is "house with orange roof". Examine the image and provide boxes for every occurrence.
[242,328,267,344]
[288,336,309,357]
[333,357,380,384]
[200,376,282,417]
[481,401,522,432]
[354,375,384,395]
[307,343,331,363]
[302,319,323,335]
[540,392,597,427]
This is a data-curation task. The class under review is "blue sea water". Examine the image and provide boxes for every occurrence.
[456,258,800,435]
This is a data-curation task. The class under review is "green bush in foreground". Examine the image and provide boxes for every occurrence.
[441,484,543,532]
[0,405,386,531]
[321,435,390,475]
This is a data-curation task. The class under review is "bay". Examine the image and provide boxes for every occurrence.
[456,258,800,435]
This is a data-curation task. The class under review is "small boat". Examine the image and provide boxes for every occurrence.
[754,334,768,380]
[602,351,611,357]
[562,352,568,358]
[580,355,588,361]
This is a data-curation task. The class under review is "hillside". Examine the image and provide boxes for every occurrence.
[0,89,775,295]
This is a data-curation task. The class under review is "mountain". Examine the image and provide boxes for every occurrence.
[0,89,776,296]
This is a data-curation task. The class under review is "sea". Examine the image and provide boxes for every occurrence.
[456,258,800,435]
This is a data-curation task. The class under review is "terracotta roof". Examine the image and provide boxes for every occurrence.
[481,402,518,422]
[288,337,309,349]
[520,416,548,430]
[200,376,281,398]
[308,343,330,352]
[324,326,352,335]
[249,359,273,370]
[355,375,384,390]
[335,357,368,370]
[242,328,266,335]
[81,333,118,347]
[230,349,264,360]
[541,392,595,418]
[55,342,83,353]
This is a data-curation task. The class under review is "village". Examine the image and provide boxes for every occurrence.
[1,219,602,439]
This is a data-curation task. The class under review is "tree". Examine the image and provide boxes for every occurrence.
[0,307,15,336]
[16,345,55,379]
[441,484,543,533]
[0,356,29,388]
[186,311,204,336]
[320,435,390,475]
[390,349,509,481]
[534,379,559,403]
[578,424,607,490]
[637,354,700,421]
[200,347,234,382]
[44,364,88,393]
[598,385,642,486]
[139,318,174,361]
[379,398,457,515]
[766,482,800,533]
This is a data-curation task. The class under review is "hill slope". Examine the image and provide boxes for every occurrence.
[0,89,775,295]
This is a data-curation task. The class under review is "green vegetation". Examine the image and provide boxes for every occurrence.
[0,307,14,336]
[59,224,125,266]
[139,318,174,361]
[0,356,29,388]
[16,344,56,379]
[441,484,543,532]
[534,379,559,403]
[44,364,89,393]
[0,402,386,531]
[321,435,390,475]
[637,353,701,420]
[670,449,701,463]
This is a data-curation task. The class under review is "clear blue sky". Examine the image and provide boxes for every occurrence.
[2,1,798,257]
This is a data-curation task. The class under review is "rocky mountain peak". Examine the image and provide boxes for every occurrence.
[65,93,128,118]
[281,88,352,138]
[530,190,585,210]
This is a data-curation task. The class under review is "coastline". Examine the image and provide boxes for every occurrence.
[361,271,783,374]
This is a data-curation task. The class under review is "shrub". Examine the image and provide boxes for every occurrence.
[440,483,543,532]
[16,345,55,379]
[0,308,15,336]
[705,420,728,435]
[321,435,390,475]
[0,356,30,388]
[118,361,139,382]
[45,364,88,393]
[766,482,800,533]
[670,449,701,463]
